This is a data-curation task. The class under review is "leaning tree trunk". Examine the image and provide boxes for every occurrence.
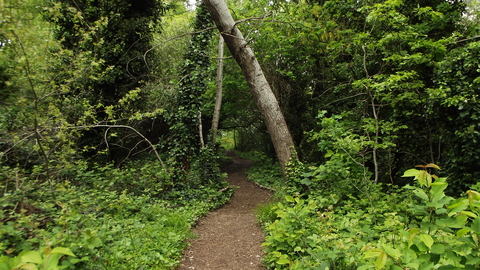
[203,0,296,174]
[211,35,224,144]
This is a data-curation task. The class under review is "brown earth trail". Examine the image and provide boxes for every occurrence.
[177,151,272,270]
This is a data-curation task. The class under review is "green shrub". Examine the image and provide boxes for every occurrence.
[261,165,480,269]
[1,152,232,269]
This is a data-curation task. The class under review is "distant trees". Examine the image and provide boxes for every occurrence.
[228,0,478,192]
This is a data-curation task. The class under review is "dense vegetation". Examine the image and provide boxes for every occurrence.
[1,0,480,269]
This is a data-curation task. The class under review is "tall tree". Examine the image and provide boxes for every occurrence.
[203,0,296,174]
[210,35,224,144]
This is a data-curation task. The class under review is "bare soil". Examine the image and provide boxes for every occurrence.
[177,151,272,270]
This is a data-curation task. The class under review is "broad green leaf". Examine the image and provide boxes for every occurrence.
[461,211,478,218]
[18,263,38,270]
[425,173,432,187]
[285,195,294,203]
[430,243,445,254]
[43,253,63,270]
[18,251,42,265]
[324,150,334,158]
[402,169,421,178]
[363,249,383,259]
[448,199,469,216]
[406,170,429,187]
[43,246,52,256]
[382,244,401,259]
[51,247,76,257]
[375,251,387,270]
[437,266,461,270]
[419,234,434,249]
[466,255,480,265]
[300,178,313,185]
[456,228,471,238]
[277,258,290,265]
[470,216,480,233]
[413,189,429,201]
[0,259,10,270]
[425,163,441,170]
[419,260,434,270]
[403,248,417,263]
[430,181,448,202]
[437,217,465,228]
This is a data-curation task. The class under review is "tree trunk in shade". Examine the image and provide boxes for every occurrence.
[203,0,296,174]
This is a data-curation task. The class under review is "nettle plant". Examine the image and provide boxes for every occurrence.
[361,164,480,270]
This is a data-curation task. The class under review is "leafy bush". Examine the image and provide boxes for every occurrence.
[260,164,480,269]
[0,246,76,270]
[1,153,232,269]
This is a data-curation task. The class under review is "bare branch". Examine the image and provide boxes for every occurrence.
[93,124,166,169]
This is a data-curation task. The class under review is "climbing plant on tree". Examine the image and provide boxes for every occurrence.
[45,0,166,163]
[47,0,163,105]
[167,2,219,185]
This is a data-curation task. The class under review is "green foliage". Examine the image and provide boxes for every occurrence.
[259,163,480,269]
[46,0,164,105]
[245,151,283,190]
[167,2,215,178]
[1,155,232,269]
[0,246,76,270]
[235,0,480,191]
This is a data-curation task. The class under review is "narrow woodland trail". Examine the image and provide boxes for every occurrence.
[178,151,272,270]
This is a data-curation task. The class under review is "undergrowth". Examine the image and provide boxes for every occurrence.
[247,152,480,269]
[243,151,284,191]
[1,152,233,269]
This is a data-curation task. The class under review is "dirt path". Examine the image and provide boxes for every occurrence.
[177,151,272,270]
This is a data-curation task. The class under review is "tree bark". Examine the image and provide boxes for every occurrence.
[211,35,224,144]
[202,0,296,174]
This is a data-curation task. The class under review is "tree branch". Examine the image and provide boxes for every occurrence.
[93,124,166,169]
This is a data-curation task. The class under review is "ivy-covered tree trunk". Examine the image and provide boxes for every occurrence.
[203,0,296,174]
[168,2,214,177]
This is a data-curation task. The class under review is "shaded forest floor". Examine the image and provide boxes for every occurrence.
[178,151,272,270]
